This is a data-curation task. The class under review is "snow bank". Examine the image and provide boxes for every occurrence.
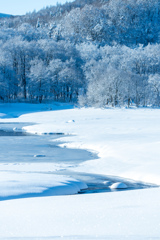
[1,105,160,185]
[110,182,128,189]
[17,107,160,185]
[0,171,87,198]
[0,188,160,239]
[1,104,160,239]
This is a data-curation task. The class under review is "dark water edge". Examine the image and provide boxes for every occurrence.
[0,122,158,200]
[51,170,158,195]
[0,129,32,136]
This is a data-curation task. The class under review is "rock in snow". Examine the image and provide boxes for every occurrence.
[110,182,128,189]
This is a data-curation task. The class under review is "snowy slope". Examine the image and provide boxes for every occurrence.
[0,104,160,239]
[0,188,160,239]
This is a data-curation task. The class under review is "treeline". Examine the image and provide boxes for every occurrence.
[0,38,83,102]
[79,44,160,107]
[0,0,160,107]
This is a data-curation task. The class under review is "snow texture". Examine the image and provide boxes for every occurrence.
[110,182,128,189]
[0,103,160,239]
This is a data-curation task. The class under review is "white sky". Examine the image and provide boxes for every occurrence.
[1,0,73,16]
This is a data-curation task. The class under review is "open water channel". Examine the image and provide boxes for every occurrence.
[0,122,157,200]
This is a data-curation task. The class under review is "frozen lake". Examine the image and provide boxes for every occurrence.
[0,122,96,164]
[0,122,157,201]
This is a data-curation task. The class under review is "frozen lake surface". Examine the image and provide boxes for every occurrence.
[0,125,95,164]
[0,122,157,201]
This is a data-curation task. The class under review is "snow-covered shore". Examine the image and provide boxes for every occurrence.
[0,103,160,239]
[18,105,160,185]
[0,187,160,240]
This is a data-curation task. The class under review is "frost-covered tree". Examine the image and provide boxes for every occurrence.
[29,58,48,102]
[1,0,160,107]
[148,74,160,107]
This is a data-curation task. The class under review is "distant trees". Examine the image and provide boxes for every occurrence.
[1,0,160,107]
[0,35,84,103]
[78,44,160,107]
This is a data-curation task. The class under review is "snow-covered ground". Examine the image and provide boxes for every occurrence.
[0,103,160,239]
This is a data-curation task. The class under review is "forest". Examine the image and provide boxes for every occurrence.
[0,0,160,107]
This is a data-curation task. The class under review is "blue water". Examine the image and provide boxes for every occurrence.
[0,122,158,199]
